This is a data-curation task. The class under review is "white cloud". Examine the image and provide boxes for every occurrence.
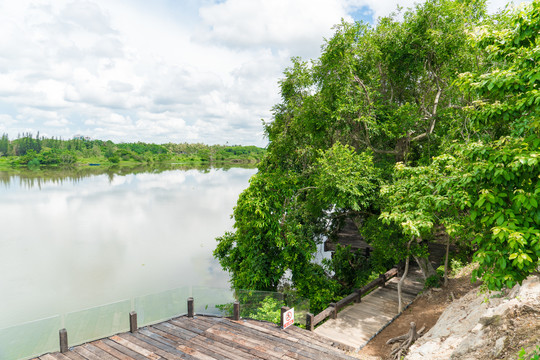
[197,0,351,57]
[0,0,530,146]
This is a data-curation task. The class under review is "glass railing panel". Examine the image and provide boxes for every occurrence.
[235,289,285,323]
[134,286,190,326]
[192,286,235,316]
[0,315,60,360]
[64,300,130,347]
[286,297,310,326]
[233,289,309,325]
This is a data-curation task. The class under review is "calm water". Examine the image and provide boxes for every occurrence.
[0,166,256,329]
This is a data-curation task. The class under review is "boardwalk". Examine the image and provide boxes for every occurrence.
[314,270,424,349]
[36,316,357,360]
[324,219,371,253]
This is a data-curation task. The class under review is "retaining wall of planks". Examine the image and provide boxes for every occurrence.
[305,267,398,331]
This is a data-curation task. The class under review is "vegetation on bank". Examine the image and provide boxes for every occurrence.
[0,133,265,170]
[215,0,540,314]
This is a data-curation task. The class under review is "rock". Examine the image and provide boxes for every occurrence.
[493,337,506,358]
[406,275,540,360]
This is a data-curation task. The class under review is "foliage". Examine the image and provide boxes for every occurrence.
[424,274,442,289]
[457,0,540,138]
[0,133,265,167]
[27,157,40,168]
[518,345,540,360]
[460,137,540,290]
[215,143,381,313]
[215,0,489,312]
[322,245,373,289]
[245,296,284,324]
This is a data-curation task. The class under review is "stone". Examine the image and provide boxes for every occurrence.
[493,337,506,358]
[406,275,540,360]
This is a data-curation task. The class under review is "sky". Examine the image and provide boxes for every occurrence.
[0,0,531,147]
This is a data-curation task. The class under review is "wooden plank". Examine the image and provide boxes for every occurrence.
[218,320,342,360]
[138,328,185,349]
[168,319,208,335]
[37,355,60,360]
[335,292,358,310]
[72,346,105,360]
[58,351,87,360]
[154,322,201,340]
[279,325,348,352]
[143,326,252,360]
[81,343,120,360]
[110,335,162,360]
[170,317,213,332]
[38,354,73,360]
[177,344,227,360]
[204,326,284,360]
[313,307,334,325]
[118,332,193,360]
[102,338,151,360]
[231,321,355,360]
[314,327,368,348]
[93,340,137,360]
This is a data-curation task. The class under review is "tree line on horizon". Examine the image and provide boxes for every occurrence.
[0,133,265,167]
[214,0,540,313]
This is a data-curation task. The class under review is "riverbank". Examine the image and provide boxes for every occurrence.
[0,135,266,170]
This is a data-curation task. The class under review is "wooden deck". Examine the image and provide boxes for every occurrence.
[324,219,371,253]
[35,316,358,360]
[314,270,424,349]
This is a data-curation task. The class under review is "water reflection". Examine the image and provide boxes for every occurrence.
[0,163,255,189]
[0,165,256,328]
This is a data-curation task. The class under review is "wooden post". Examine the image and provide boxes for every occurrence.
[280,306,290,328]
[233,301,240,321]
[354,289,362,303]
[129,311,137,333]
[379,273,386,287]
[187,297,194,318]
[306,313,314,331]
[329,303,337,319]
[59,328,68,353]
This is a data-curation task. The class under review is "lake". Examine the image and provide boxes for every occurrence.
[0,165,256,329]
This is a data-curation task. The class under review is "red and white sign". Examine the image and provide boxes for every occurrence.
[282,308,294,329]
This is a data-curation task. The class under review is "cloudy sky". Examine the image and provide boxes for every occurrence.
[0,0,529,147]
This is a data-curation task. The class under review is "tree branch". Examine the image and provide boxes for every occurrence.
[411,76,442,142]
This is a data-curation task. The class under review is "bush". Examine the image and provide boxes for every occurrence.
[27,157,40,168]
[424,274,442,289]
[518,345,540,360]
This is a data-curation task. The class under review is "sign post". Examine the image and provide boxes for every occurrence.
[282,307,294,329]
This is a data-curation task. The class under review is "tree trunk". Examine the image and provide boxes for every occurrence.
[398,238,413,313]
[387,321,426,360]
[394,137,410,163]
[398,256,410,313]
[444,237,450,287]
[413,255,437,279]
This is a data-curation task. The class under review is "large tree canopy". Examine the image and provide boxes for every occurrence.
[215,0,540,312]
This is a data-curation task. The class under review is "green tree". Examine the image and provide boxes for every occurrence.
[457,0,540,139]
[0,134,9,156]
[215,0,487,311]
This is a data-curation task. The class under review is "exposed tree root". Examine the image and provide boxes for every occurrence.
[386,322,425,360]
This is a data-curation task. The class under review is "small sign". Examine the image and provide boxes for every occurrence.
[282,308,294,329]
